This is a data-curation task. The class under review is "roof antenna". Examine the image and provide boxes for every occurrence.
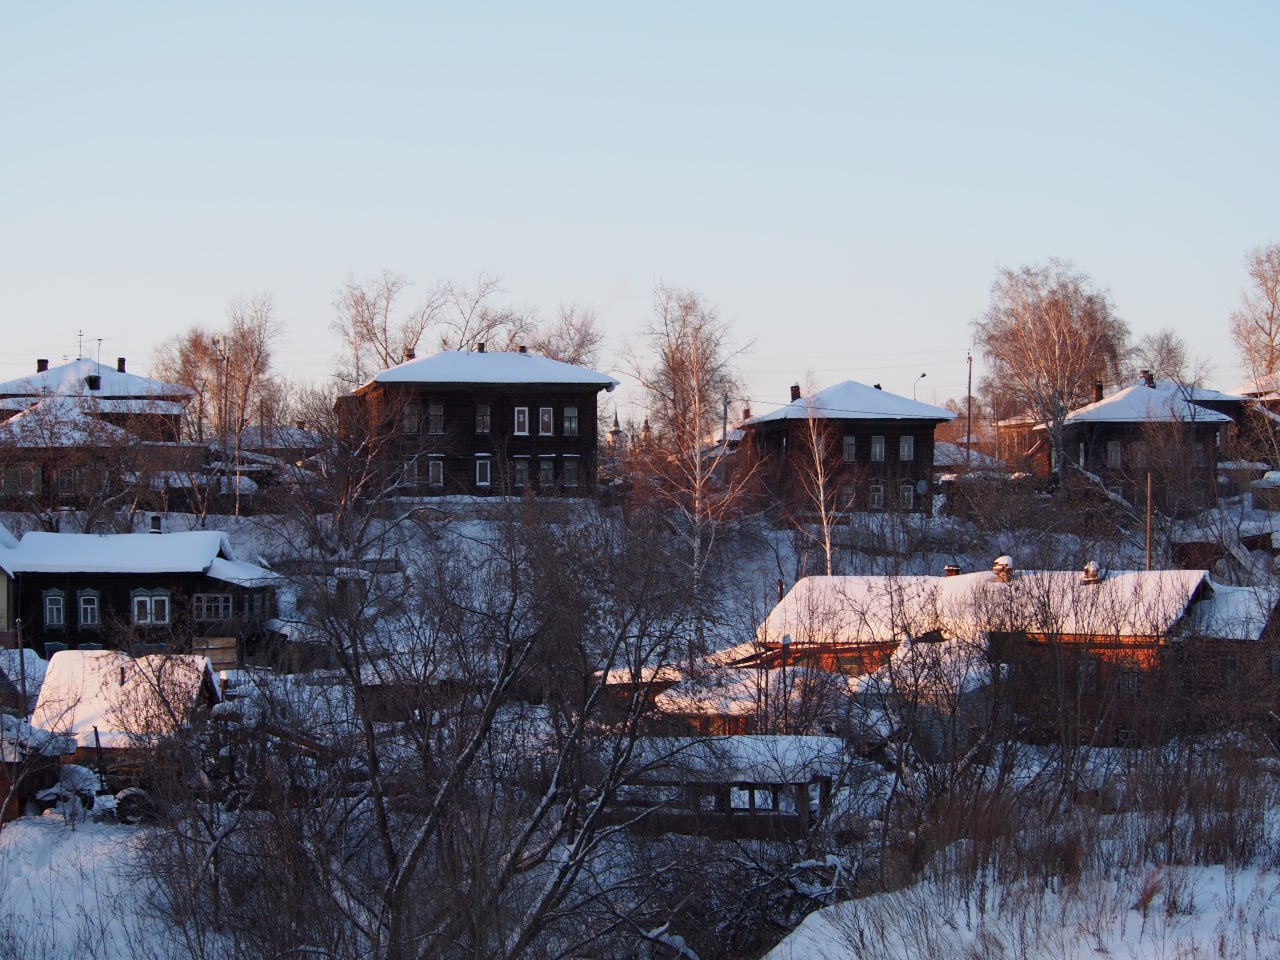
[77,329,85,359]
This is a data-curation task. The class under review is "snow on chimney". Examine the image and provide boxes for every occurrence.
[36,358,48,373]
[117,357,127,373]
[790,383,801,402]
[1082,560,1101,584]
[992,555,1014,583]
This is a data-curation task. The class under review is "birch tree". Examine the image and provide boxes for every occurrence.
[1231,242,1280,387]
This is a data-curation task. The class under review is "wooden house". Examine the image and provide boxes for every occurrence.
[740,380,955,514]
[606,735,847,839]
[344,346,618,497]
[0,530,278,667]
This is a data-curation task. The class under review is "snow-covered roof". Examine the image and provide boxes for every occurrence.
[361,350,619,392]
[746,381,955,425]
[0,519,17,550]
[759,568,1214,646]
[0,530,275,585]
[1061,382,1233,426]
[237,423,322,450]
[31,649,218,748]
[1175,582,1279,642]
[0,357,192,402]
[933,441,1003,469]
[0,648,47,703]
[629,736,849,784]
[0,397,138,447]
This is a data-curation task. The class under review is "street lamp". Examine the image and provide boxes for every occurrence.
[913,372,927,400]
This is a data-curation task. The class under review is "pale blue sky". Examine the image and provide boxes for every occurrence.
[2,2,1276,419]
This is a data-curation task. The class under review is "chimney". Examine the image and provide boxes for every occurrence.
[992,555,1014,583]
[1141,369,1155,388]
[790,383,801,402]
[116,357,126,373]
[149,515,162,535]
[36,358,48,373]
[477,342,486,353]
[85,374,101,391]
[403,347,415,362]
[1082,560,1101,584]
[742,406,751,420]
[518,344,527,354]
[944,563,961,577]
[1094,381,1104,403]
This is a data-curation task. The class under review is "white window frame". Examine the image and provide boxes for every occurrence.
[538,407,554,436]
[899,435,914,461]
[871,436,885,462]
[869,483,884,509]
[131,589,171,626]
[514,407,530,435]
[900,483,914,510]
[842,436,856,462]
[44,589,65,629]
[475,457,492,487]
[78,590,100,629]
[193,593,234,623]
[563,406,579,437]
[427,458,444,487]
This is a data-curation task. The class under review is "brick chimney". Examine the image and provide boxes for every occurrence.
[403,346,415,362]
[944,563,961,577]
[36,358,48,373]
[117,357,127,373]
[790,383,801,402]
[477,342,486,353]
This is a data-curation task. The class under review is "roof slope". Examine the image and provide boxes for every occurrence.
[0,357,192,402]
[0,397,138,447]
[746,380,955,425]
[0,531,274,585]
[1063,382,1233,425]
[31,650,218,748]
[362,350,618,391]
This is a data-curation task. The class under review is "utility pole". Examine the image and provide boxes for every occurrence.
[966,351,973,466]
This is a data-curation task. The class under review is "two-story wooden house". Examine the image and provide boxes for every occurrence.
[348,346,618,497]
[740,380,955,513]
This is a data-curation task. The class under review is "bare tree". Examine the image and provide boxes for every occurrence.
[432,274,537,354]
[333,271,447,387]
[974,260,1128,481]
[527,303,606,367]
[789,399,841,576]
[1132,328,1191,383]
[1231,242,1280,387]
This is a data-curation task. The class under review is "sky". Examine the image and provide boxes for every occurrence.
[2,2,1277,423]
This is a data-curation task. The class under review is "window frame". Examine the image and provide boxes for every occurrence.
[842,436,856,462]
[402,402,420,435]
[563,406,579,437]
[475,403,491,434]
[870,436,886,462]
[513,456,530,487]
[426,403,445,435]
[77,589,100,630]
[538,407,555,436]
[514,406,530,435]
[43,589,66,630]
[538,457,555,487]
[131,589,171,627]
[562,456,580,488]
[899,435,914,461]
[475,456,492,487]
[427,457,444,487]
[193,593,234,623]
[869,483,884,509]
[899,483,914,510]
[1106,440,1122,469]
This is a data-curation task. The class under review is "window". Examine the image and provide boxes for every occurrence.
[131,590,171,626]
[402,403,420,434]
[842,436,856,462]
[514,407,530,435]
[513,457,530,487]
[900,483,914,510]
[428,458,444,487]
[427,403,444,434]
[1117,668,1139,698]
[1106,441,1122,469]
[562,457,580,487]
[1078,442,1086,466]
[475,457,492,487]
[1076,657,1099,694]
[78,590,100,629]
[899,435,914,461]
[563,406,579,437]
[539,407,554,436]
[1130,442,1147,468]
[193,593,234,622]
[869,483,884,509]
[871,436,885,462]
[539,458,555,487]
[475,404,491,434]
[56,470,76,497]
[404,456,420,486]
[43,589,65,629]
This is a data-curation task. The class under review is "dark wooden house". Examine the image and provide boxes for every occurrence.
[740,381,955,514]
[0,530,277,666]
[344,346,618,497]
